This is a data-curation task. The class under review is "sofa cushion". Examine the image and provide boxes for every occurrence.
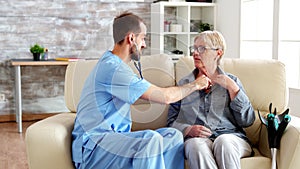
[129,54,175,130]
[64,60,98,112]
[131,103,170,131]
[240,156,271,169]
[129,54,175,88]
[221,58,288,113]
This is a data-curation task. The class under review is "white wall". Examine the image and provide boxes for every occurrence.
[216,0,241,59]
[288,88,300,117]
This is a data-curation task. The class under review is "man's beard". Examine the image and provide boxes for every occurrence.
[130,45,140,61]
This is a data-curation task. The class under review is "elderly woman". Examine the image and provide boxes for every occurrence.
[167,30,255,169]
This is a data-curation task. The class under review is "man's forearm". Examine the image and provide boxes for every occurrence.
[164,81,207,104]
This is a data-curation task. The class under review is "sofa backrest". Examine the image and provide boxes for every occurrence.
[64,60,98,112]
[175,56,288,146]
[129,54,175,88]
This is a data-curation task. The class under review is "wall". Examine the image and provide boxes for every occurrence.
[215,0,240,59]
[0,0,154,116]
[288,88,300,117]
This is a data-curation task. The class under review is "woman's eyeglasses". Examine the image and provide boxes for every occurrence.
[189,46,218,54]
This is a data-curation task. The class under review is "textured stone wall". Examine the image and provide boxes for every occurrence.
[0,0,154,115]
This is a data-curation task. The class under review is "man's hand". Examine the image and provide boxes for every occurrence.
[192,74,211,90]
[185,125,212,138]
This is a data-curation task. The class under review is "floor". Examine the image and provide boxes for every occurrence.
[0,120,37,169]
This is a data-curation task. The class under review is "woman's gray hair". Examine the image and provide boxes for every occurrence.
[194,30,226,65]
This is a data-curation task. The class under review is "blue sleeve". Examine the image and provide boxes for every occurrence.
[229,76,255,127]
[112,63,151,104]
[97,58,151,104]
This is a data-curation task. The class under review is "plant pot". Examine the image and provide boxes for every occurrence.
[33,53,41,61]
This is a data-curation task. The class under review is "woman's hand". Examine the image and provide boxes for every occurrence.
[211,74,240,100]
[185,125,212,138]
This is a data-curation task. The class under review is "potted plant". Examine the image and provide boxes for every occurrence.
[199,22,213,32]
[30,43,44,61]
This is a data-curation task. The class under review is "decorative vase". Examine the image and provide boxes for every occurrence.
[33,53,41,61]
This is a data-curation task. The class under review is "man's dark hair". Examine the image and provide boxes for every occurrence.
[113,12,145,44]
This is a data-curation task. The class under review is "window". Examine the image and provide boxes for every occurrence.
[278,0,300,88]
[241,0,273,60]
[241,0,300,89]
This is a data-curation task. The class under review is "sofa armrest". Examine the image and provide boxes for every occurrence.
[278,115,300,169]
[25,113,76,169]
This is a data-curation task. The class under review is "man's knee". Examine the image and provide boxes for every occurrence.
[157,127,183,142]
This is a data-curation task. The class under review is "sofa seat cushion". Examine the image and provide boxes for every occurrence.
[131,104,169,131]
[241,156,271,169]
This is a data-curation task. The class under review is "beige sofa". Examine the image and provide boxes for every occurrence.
[25,54,300,169]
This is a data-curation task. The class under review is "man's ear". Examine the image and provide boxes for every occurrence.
[128,33,135,44]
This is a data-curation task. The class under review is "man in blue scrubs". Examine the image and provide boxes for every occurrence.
[71,12,211,169]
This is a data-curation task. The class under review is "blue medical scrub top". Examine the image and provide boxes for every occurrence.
[72,51,151,164]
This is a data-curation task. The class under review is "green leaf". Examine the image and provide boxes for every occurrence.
[30,43,44,54]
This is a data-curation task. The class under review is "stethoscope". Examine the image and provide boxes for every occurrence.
[132,42,143,79]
